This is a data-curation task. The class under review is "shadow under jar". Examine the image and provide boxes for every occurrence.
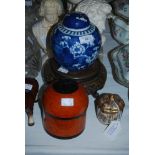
[95,93,125,125]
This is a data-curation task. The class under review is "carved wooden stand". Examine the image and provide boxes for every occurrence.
[41,58,107,96]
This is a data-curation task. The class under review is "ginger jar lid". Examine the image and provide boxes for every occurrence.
[62,12,90,29]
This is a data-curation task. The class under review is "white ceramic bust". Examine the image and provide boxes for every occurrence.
[75,0,112,46]
[67,0,83,12]
[75,0,112,62]
[32,0,64,64]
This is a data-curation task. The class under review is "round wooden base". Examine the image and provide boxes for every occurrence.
[41,58,107,95]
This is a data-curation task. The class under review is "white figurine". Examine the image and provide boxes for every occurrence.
[32,0,64,64]
[75,0,112,62]
[67,0,83,12]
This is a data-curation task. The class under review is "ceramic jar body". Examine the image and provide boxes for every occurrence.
[51,12,101,71]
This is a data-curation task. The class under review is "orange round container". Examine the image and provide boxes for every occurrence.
[42,79,88,139]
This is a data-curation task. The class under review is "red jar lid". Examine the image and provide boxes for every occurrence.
[42,79,88,119]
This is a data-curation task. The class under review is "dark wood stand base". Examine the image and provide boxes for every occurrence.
[41,58,107,95]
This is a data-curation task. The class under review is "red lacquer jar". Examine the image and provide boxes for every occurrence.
[42,79,88,139]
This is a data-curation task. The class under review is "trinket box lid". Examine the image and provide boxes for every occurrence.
[95,93,125,112]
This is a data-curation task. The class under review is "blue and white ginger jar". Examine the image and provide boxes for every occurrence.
[51,12,101,71]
